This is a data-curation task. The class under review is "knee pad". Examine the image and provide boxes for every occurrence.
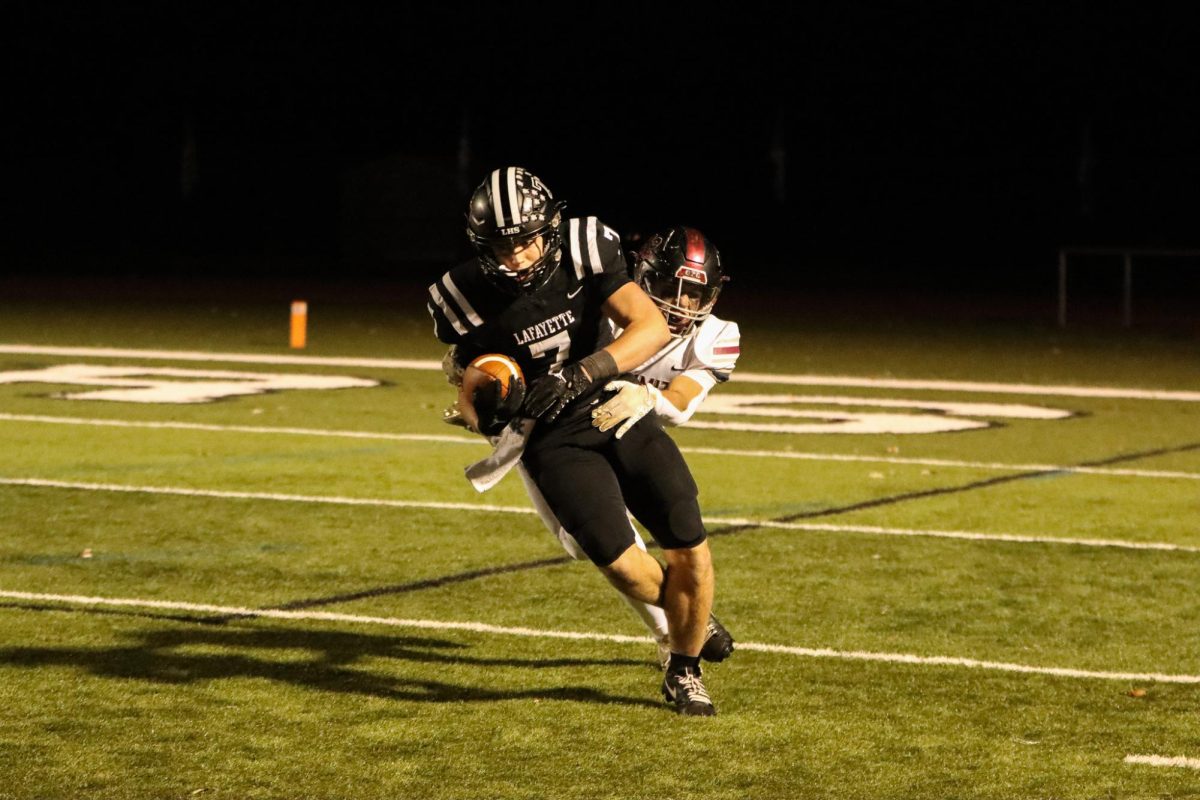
[661,496,706,549]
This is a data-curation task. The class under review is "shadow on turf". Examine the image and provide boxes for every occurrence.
[0,605,661,709]
[221,554,575,619]
[237,440,1200,612]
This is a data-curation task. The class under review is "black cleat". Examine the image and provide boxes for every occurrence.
[700,614,735,663]
[662,666,716,716]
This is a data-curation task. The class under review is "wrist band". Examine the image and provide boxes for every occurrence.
[579,350,618,382]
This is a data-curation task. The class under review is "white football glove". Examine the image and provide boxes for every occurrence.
[591,380,656,439]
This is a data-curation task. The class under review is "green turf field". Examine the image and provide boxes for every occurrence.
[1,296,1199,799]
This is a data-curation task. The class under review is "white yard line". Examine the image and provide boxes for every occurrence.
[0,413,479,446]
[2,476,1196,554]
[711,517,1200,553]
[3,413,1198,481]
[1125,755,1200,770]
[0,477,529,514]
[675,445,1200,481]
[1,588,1197,685]
[730,372,1200,402]
[0,344,441,371]
[3,343,1199,401]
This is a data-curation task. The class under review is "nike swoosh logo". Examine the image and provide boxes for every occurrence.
[567,286,583,299]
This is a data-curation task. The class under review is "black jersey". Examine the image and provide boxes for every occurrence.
[427,216,630,385]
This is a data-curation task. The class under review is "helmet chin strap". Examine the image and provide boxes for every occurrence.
[492,246,561,296]
[520,249,562,294]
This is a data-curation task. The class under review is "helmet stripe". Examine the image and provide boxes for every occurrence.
[684,227,706,266]
[490,169,506,226]
[506,167,523,225]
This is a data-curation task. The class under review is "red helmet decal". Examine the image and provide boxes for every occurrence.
[674,265,708,284]
[684,228,706,267]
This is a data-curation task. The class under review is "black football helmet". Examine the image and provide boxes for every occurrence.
[466,167,566,294]
[632,226,727,336]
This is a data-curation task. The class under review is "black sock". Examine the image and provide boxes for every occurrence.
[668,652,701,673]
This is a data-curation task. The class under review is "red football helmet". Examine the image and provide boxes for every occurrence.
[632,226,727,336]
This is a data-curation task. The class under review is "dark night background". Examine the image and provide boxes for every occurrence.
[7,3,1200,313]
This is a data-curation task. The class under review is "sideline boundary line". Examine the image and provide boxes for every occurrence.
[1,589,1198,685]
[3,344,1200,400]
[2,413,1197,482]
[1125,755,1200,770]
[2,476,1197,554]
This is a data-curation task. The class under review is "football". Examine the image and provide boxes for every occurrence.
[457,353,524,433]
[465,353,524,397]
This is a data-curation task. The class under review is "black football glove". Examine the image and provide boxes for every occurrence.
[472,377,525,436]
[523,351,618,423]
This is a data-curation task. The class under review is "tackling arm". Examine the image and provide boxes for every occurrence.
[592,317,738,435]
[592,373,708,437]
[525,283,670,422]
[600,283,672,371]
[658,374,707,422]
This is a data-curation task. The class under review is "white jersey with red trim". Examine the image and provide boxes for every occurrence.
[619,314,741,421]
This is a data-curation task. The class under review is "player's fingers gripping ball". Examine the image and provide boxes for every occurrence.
[592,380,656,439]
[459,354,525,436]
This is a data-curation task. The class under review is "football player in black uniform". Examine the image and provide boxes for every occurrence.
[427,167,722,715]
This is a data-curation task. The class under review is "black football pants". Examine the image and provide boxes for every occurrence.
[521,410,707,567]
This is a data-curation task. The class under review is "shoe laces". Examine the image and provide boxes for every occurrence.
[675,671,712,705]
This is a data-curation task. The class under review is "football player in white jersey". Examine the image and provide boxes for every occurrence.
[515,226,740,668]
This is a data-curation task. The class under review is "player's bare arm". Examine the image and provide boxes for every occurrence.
[660,373,706,412]
[600,283,671,370]
[525,283,669,423]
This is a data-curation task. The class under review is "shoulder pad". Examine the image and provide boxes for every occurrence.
[427,261,487,337]
[566,216,626,280]
[687,316,740,379]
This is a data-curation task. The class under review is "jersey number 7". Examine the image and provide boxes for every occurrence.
[529,330,572,370]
